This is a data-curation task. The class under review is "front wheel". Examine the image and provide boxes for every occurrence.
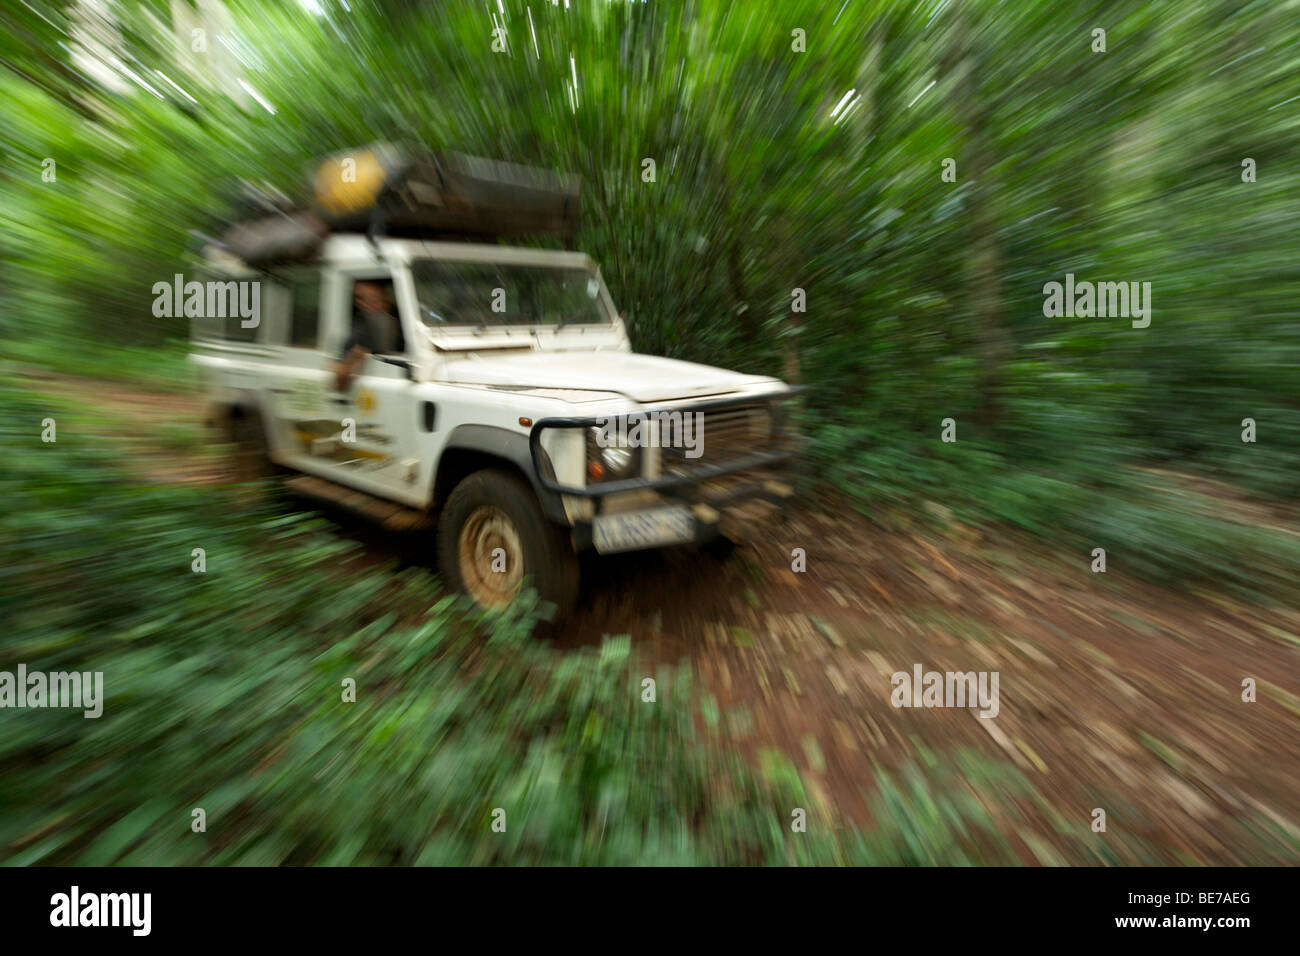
[226,407,281,497]
[436,468,579,621]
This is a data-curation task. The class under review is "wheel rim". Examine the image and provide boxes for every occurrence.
[457,505,524,607]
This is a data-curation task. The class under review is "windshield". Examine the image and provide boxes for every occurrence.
[411,258,610,328]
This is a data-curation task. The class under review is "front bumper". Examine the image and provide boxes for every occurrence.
[569,474,795,552]
[527,391,802,552]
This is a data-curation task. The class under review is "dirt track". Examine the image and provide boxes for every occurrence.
[564,512,1300,863]
[27,369,1300,864]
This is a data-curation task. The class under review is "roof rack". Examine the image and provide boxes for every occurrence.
[219,144,582,268]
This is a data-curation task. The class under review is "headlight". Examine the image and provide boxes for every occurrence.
[587,425,639,482]
[601,446,633,472]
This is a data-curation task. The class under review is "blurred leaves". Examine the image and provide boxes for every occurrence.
[0,0,1298,863]
[0,375,1019,864]
[2,0,1297,503]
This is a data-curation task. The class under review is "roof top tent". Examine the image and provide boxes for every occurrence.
[219,144,583,269]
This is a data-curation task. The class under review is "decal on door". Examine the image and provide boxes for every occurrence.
[290,418,394,468]
[276,381,394,469]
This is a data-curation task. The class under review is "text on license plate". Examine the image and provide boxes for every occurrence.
[592,506,695,554]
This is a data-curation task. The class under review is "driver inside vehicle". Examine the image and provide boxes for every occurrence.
[334,279,401,391]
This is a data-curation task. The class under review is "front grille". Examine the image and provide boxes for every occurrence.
[660,403,773,474]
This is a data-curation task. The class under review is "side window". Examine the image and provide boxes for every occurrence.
[348,277,405,355]
[185,272,251,342]
[190,308,221,342]
[289,275,320,348]
[222,308,260,342]
[221,277,279,343]
[188,273,281,345]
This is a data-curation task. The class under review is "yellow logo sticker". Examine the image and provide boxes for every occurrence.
[355,388,377,413]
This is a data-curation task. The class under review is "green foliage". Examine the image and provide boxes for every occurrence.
[814,417,1300,601]
[3,0,1295,582]
[0,375,1014,865]
[0,0,1297,864]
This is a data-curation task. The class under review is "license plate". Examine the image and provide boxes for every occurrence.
[592,506,695,554]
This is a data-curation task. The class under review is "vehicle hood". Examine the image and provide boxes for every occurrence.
[440,350,782,403]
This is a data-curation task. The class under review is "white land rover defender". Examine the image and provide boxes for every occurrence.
[189,147,799,619]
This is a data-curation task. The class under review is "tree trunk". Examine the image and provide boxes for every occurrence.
[949,12,1010,427]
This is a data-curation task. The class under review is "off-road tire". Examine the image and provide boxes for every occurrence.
[227,408,279,492]
[437,468,579,621]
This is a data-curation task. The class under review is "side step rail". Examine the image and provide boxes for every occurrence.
[284,475,437,532]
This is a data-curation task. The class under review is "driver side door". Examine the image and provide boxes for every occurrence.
[276,266,425,507]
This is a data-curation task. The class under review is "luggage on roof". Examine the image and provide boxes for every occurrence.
[218,144,582,268]
[220,211,327,267]
[314,145,582,241]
